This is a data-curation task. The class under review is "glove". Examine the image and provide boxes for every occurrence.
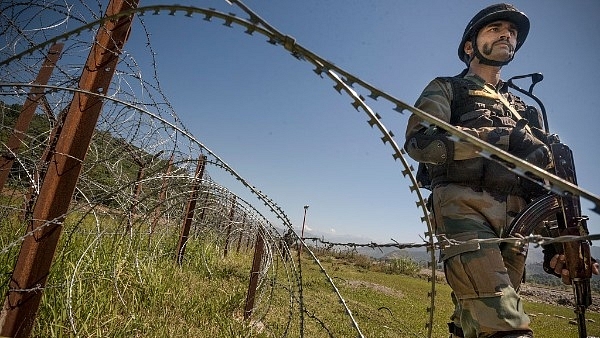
[508,119,552,168]
[542,245,561,278]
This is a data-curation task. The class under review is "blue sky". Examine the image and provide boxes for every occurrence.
[123,0,600,244]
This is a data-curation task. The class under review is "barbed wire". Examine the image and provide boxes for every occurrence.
[304,233,600,252]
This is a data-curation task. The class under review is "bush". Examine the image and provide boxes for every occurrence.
[380,257,420,276]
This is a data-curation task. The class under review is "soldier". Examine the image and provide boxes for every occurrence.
[280,228,296,261]
[404,3,597,337]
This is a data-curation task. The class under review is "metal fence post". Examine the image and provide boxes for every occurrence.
[151,154,174,234]
[0,43,63,193]
[235,214,246,253]
[176,155,206,265]
[0,2,138,337]
[223,196,236,257]
[244,228,265,320]
[127,150,163,234]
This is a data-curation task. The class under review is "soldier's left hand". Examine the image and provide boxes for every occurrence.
[549,254,600,285]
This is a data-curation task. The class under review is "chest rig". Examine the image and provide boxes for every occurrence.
[421,76,540,196]
[448,77,523,127]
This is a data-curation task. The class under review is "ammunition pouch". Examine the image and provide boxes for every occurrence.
[425,157,526,197]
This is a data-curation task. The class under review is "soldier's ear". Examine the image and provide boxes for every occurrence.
[464,41,473,58]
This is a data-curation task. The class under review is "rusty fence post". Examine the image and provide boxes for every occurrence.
[0,2,139,337]
[176,155,206,265]
[235,214,246,253]
[126,149,163,233]
[0,43,63,193]
[192,191,209,234]
[127,161,145,234]
[223,196,236,257]
[150,154,174,234]
[243,228,265,320]
[245,231,252,250]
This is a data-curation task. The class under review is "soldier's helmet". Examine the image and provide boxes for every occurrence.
[458,3,530,65]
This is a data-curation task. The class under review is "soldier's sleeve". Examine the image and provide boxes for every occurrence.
[407,79,482,161]
[406,78,452,139]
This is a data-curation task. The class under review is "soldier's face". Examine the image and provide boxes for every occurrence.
[475,20,518,62]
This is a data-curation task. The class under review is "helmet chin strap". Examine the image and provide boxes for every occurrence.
[471,39,514,67]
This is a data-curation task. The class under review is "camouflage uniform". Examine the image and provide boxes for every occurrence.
[406,73,538,337]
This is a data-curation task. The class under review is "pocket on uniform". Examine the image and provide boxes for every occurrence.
[442,232,510,299]
[459,109,493,127]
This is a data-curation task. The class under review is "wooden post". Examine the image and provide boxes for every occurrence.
[0,2,138,337]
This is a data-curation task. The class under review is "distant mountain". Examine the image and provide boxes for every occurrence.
[526,245,544,263]
[295,226,600,273]
[365,244,599,277]
[381,247,437,263]
[527,245,600,265]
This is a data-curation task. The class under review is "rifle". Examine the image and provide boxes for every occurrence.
[509,143,593,337]
[505,74,593,338]
[551,142,593,337]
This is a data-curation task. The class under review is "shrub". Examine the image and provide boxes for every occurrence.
[382,257,420,276]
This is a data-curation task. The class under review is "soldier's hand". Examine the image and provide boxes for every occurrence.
[508,120,551,168]
[523,144,552,168]
[549,254,600,285]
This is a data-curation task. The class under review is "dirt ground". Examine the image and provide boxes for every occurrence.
[519,283,600,313]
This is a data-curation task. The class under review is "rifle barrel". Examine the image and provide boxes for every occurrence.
[573,279,591,338]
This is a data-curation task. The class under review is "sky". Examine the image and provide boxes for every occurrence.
[119,0,600,244]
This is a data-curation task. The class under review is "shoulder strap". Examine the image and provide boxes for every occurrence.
[481,84,532,133]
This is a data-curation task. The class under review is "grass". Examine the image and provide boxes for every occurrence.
[34,233,257,337]
[1,212,598,337]
[303,255,600,338]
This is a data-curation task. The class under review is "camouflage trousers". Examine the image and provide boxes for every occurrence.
[431,184,532,338]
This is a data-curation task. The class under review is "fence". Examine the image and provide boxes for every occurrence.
[1,1,598,337]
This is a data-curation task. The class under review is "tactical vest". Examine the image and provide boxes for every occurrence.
[419,76,542,196]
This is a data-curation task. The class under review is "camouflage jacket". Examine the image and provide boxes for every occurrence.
[405,72,543,194]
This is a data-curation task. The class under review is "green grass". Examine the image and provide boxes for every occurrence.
[33,232,258,337]
[1,214,598,337]
[300,255,600,338]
